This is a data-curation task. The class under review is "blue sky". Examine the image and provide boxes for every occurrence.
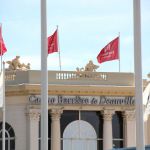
[1,0,150,79]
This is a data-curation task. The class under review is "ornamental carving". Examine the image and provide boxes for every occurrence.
[50,108,63,121]
[76,60,99,72]
[26,109,40,120]
[76,60,99,78]
[123,111,135,121]
[102,110,115,121]
[6,56,30,71]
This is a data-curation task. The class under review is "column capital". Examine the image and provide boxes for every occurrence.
[102,109,115,121]
[26,108,40,121]
[50,108,63,121]
[123,110,135,121]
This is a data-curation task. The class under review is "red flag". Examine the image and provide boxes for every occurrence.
[97,37,119,64]
[0,25,7,56]
[48,29,58,54]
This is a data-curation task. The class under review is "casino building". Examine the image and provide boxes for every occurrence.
[0,59,150,150]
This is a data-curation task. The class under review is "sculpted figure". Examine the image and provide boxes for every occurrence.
[84,60,99,72]
[6,56,30,71]
[76,67,84,77]
[12,56,22,70]
[76,60,99,78]
[21,63,31,70]
[76,67,84,72]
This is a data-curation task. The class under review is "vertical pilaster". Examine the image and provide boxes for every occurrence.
[123,111,136,147]
[102,110,114,150]
[50,108,63,150]
[26,109,40,150]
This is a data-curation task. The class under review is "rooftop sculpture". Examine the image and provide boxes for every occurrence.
[76,60,99,73]
[76,60,99,78]
[6,56,30,71]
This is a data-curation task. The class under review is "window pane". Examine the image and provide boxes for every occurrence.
[5,132,8,138]
[5,123,10,130]
[48,139,51,150]
[39,118,41,138]
[0,122,15,150]
[48,115,51,138]
[5,140,8,150]
[39,139,40,150]
[10,140,15,150]
[98,140,103,150]
[112,111,123,138]
[60,111,79,138]
[113,140,123,148]
[9,128,15,137]
[0,141,2,150]
[81,111,103,138]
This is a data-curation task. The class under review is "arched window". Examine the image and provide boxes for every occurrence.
[112,111,123,148]
[63,120,97,150]
[0,122,15,150]
[61,110,103,150]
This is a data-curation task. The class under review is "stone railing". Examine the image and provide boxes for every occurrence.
[5,70,134,86]
[5,70,16,81]
[55,71,107,80]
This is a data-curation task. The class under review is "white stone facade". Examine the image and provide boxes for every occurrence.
[0,70,150,150]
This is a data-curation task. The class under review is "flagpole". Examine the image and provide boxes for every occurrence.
[57,25,62,71]
[41,0,48,150]
[0,43,2,72]
[118,32,120,72]
[133,0,145,150]
[2,62,5,150]
[0,24,2,72]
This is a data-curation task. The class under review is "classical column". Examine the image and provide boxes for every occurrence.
[102,110,114,150]
[50,108,63,150]
[26,108,40,150]
[123,111,136,147]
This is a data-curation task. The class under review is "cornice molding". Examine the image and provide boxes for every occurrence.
[6,84,135,97]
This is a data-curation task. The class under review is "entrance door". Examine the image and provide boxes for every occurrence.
[63,120,97,150]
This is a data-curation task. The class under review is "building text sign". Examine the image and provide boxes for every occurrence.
[29,95,134,106]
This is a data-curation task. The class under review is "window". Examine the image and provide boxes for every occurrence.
[61,110,103,150]
[0,122,15,150]
[39,110,103,150]
[63,120,97,150]
[112,111,123,148]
